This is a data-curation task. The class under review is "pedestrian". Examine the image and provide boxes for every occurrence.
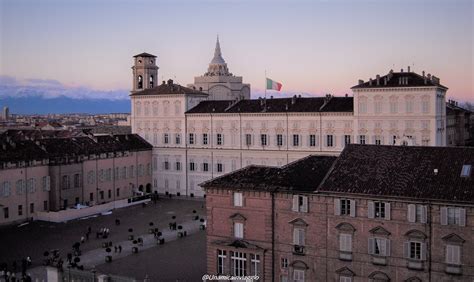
[81,236,85,244]
[87,226,91,233]
[26,257,31,266]
[118,245,122,253]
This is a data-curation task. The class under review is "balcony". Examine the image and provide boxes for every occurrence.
[407,260,424,270]
[339,251,352,261]
[371,255,387,266]
[293,245,305,256]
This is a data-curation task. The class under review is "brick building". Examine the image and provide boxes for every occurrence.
[0,130,153,225]
[202,145,474,281]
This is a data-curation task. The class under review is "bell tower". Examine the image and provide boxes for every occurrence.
[131,52,159,92]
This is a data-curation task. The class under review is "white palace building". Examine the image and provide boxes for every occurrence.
[130,39,447,197]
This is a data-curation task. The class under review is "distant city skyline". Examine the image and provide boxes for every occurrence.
[0,0,473,103]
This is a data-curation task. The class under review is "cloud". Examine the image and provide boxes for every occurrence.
[0,75,129,100]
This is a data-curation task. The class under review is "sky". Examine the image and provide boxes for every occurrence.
[0,0,473,103]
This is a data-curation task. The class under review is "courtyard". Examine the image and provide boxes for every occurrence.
[0,197,207,281]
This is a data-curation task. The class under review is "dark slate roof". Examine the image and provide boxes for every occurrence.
[133,52,156,58]
[0,140,48,163]
[186,96,353,114]
[200,155,337,192]
[130,80,207,96]
[319,145,474,203]
[351,71,448,90]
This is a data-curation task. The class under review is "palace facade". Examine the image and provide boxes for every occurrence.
[130,39,448,197]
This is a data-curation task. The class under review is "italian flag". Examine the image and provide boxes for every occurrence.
[266,78,282,91]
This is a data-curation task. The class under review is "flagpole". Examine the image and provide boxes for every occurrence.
[264,69,267,99]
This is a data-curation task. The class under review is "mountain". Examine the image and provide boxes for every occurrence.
[0,96,130,114]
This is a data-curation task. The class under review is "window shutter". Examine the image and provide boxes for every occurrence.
[333,135,337,147]
[46,176,51,191]
[459,208,466,227]
[315,135,319,147]
[222,134,225,145]
[347,235,352,250]
[440,207,448,225]
[368,238,375,255]
[350,200,356,217]
[421,243,427,261]
[403,242,410,258]
[368,201,375,218]
[300,229,305,246]
[334,199,341,216]
[301,196,308,213]
[292,195,299,212]
[385,202,391,220]
[420,205,427,224]
[408,204,416,222]
[371,135,376,144]
[386,239,391,256]
[293,229,299,245]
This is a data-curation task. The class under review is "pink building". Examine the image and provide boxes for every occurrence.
[0,130,153,225]
[202,145,474,281]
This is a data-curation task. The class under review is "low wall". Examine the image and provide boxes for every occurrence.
[34,198,151,223]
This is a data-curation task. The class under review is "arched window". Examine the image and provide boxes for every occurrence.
[137,75,143,89]
[150,75,154,88]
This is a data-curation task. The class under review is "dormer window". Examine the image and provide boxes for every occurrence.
[461,164,471,177]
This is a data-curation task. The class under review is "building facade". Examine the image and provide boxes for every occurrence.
[202,145,474,281]
[0,130,153,225]
[130,45,448,197]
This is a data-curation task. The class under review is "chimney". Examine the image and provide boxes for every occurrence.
[358,79,364,85]
[401,68,404,73]
[407,66,411,72]
[291,95,297,105]
[376,75,380,85]
[345,93,348,97]
[167,79,173,85]
[427,73,431,80]
[162,80,166,85]
[422,71,425,77]
[369,78,373,86]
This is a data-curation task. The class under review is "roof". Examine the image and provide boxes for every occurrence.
[186,96,353,114]
[130,80,208,96]
[319,144,474,203]
[351,71,448,90]
[200,155,337,192]
[133,52,156,58]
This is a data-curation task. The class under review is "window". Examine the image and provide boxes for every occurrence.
[100,191,104,200]
[203,162,209,172]
[309,134,316,147]
[293,269,305,282]
[217,133,223,145]
[175,162,181,171]
[234,222,244,238]
[461,164,471,177]
[280,275,288,282]
[217,163,223,173]
[406,99,414,113]
[164,161,169,170]
[18,205,23,216]
[340,276,352,282]
[374,136,382,145]
[407,204,427,223]
[292,195,308,213]
[339,234,352,252]
[90,193,94,202]
[359,100,367,114]
[189,133,195,145]
[231,251,246,276]
[245,134,252,146]
[202,133,208,145]
[43,201,48,211]
[164,133,169,144]
[116,188,120,197]
[335,199,355,216]
[422,100,429,113]
[326,135,334,147]
[234,192,243,207]
[375,100,382,114]
[42,176,51,191]
[3,207,9,219]
[137,75,143,89]
[130,165,135,178]
[441,207,466,226]
[408,241,423,260]
[390,100,398,114]
[62,175,70,189]
[281,257,288,268]
[217,250,226,274]
[276,134,283,146]
[175,134,181,144]
[260,134,267,146]
[250,254,260,275]
[446,244,461,265]
[344,135,351,146]
[368,201,391,220]
[369,238,390,256]
[293,228,305,246]
[359,135,366,145]
[189,162,195,171]
[293,135,300,146]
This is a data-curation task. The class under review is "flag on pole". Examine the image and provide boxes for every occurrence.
[266,78,282,91]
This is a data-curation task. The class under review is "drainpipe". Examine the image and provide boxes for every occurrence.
[271,190,276,282]
[428,202,432,280]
